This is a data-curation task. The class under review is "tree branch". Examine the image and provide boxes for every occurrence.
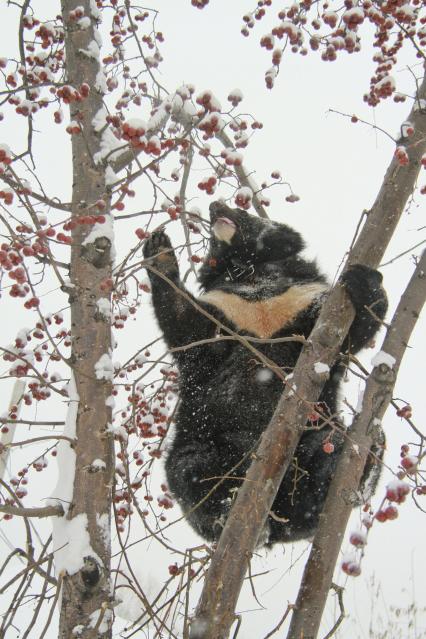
[111,97,270,222]
[215,128,269,219]
[189,71,426,639]
[0,504,64,518]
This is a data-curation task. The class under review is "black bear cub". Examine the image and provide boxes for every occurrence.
[143,201,387,545]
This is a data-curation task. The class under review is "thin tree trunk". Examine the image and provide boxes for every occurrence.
[286,249,426,639]
[58,2,114,637]
[190,72,426,639]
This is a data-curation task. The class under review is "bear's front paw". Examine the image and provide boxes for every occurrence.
[341,264,385,310]
[143,230,179,278]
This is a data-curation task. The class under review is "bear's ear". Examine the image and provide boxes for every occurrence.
[255,221,305,261]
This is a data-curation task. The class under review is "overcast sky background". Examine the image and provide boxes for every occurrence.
[0,1,425,637]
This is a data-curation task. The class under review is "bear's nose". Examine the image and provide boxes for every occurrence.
[209,201,232,221]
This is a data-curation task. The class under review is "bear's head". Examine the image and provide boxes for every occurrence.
[198,201,305,289]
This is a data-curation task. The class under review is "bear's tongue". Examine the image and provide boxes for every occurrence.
[216,216,235,227]
[212,217,236,244]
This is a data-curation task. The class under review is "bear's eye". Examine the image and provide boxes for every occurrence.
[212,217,237,245]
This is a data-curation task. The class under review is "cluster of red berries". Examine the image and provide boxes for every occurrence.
[65,121,81,135]
[36,23,62,49]
[135,228,150,240]
[10,471,28,499]
[10,283,30,299]
[158,484,174,510]
[166,205,182,220]
[394,146,409,166]
[33,455,48,472]
[0,244,22,266]
[286,193,300,203]
[0,144,13,168]
[198,176,217,195]
[399,443,418,474]
[8,266,27,285]
[220,149,243,167]
[227,89,243,107]
[386,479,411,503]
[396,404,412,420]
[15,101,38,117]
[22,15,40,30]
[196,90,220,112]
[56,85,86,104]
[198,113,223,139]
[341,559,361,576]
[24,296,41,309]
[56,233,72,244]
[62,215,106,232]
[0,188,13,205]
[132,450,144,466]
[243,0,422,104]
[122,119,147,149]
[135,11,150,21]
[375,504,399,522]
[68,6,86,21]
[235,188,252,209]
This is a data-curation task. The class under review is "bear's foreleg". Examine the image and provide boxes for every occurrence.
[143,230,218,351]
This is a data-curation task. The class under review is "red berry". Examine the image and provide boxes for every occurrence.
[323,441,334,454]
[401,455,418,474]
[135,228,148,240]
[341,560,361,576]
[375,510,388,522]
[384,505,398,520]
[168,563,180,576]
[286,194,300,203]
[386,480,410,504]
[349,530,367,547]
[396,405,412,419]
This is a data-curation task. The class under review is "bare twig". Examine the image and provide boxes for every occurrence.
[263,604,295,639]
[321,585,345,639]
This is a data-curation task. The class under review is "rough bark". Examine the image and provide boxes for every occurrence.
[190,73,426,639]
[58,2,114,637]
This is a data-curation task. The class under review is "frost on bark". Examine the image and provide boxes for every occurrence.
[57,2,114,637]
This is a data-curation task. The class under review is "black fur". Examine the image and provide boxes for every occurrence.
[143,202,387,544]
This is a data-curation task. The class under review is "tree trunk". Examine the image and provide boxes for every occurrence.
[58,2,114,637]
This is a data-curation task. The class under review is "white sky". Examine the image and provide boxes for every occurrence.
[0,2,425,638]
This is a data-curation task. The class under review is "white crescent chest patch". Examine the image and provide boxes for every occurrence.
[200,283,327,338]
